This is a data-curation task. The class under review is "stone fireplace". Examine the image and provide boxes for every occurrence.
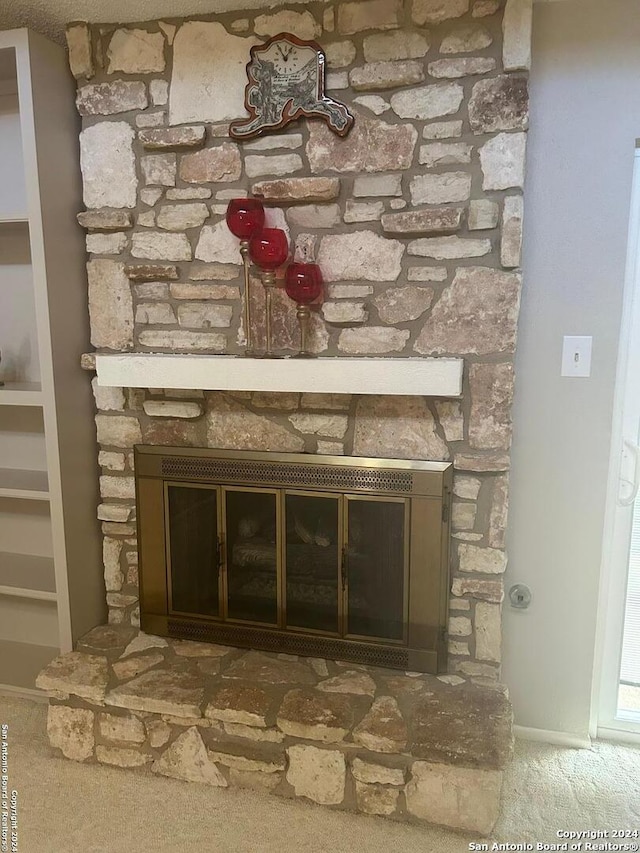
[36,0,531,835]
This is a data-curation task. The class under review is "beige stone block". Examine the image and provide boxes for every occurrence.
[469,76,529,135]
[286,745,346,804]
[317,231,404,282]
[407,266,448,282]
[475,602,503,662]
[307,116,416,173]
[103,537,123,592]
[412,0,469,25]
[107,669,204,717]
[156,203,209,231]
[92,378,125,412]
[252,177,340,203]
[209,751,283,774]
[390,82,463,120]
[406,761,502,834]
[479,132,527,190]
[205,684,271,727]
[458,543,507,574]
[374,286,434,324]
[452,502,477,532]
[353,696,407,753]
[338,327,409,354]
[207,395,304,452]
[453,475,481,501]
[66,23,93,79]
[112,653,165,681]
[146,720,171,748]
[410,172,471,205]
[352,758,405,786]
[76,81,147,116]
[153,727,228,785]
[364,30,429,62]
[316,441,344,455]
[355,781,400,816]
[423,120,463,139]
[469,362,514,450]
[322,302,368,325]
[99,713,146,744]
[171,282,239,300]
[382,207,463,235]
[132,231,191,261]
[96,415,142,448]
[414,266,520,356]
[177,303,233,329]
[245,133,303,151]
[288,414,348,438]
[277,689,352,743]
[169,22,253,125]
[141,153,177,187]
[338,0,402,35]
[140,188,164,206]
[143,400,203,419]
[245,154,303,178]
[441,25,492,54]
[286,204,341,229]
[97,503,134,523]
[107,28,165,74]
[354,396,448,461]
[195,223,242,265]
[135,112,166,129]
[501,195,524,268]
[98,451,126,472]
[100,476,136,500]
[135,302,177,324]
[179,144,241,183]
[223,723,284,743]
[474,0,500,15]
[78,209,133,232]
[489,474,509,549]
[37,653,109,704]
[349,60,424,91]
[47,706,94,761]
[167,187,211,201]
[469,199,499,230]
[429,57,496,78]
[344,201,383,223]
[254,9,320,40]
[503,0,533,71]
[138,330,226,351]
[121,633,168,657]
[324,41,357,69]
[419,142,472,167]
[317,670,376,696]
[150,79,169,106]
[435,400,464,443]
[353,95,390,115]
[80,123,137,209]
[353,174,402,197]
[408,236,491,260]
[86,232,127,255]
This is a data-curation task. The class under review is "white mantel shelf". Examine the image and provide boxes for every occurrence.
[95,354,463,398]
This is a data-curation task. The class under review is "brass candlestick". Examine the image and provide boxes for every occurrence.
[296,304,313,358]
[239,240,254,356]
[261,270,277,358]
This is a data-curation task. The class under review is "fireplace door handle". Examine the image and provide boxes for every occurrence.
[215,535,224,573]
[341,546,348,591]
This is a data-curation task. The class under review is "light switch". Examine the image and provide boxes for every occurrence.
[561,336,592,377]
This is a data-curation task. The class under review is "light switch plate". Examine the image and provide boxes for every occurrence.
[561,335,592,377]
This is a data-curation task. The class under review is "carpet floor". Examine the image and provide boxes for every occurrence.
[2,696,639,853]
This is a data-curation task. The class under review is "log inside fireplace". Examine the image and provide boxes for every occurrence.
[135,448,452,673]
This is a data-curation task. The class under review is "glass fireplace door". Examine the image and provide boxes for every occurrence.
[223,487,279,626]
[344,495,408,643]
[167,484,221,617]
[284,491,341,634]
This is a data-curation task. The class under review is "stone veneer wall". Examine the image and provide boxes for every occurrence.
[68,0,532,681]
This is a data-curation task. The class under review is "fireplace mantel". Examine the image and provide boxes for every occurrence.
[95,354,464,397]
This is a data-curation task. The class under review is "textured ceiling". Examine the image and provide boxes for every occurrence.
[0,0,320,44]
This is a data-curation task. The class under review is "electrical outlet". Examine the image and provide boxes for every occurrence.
[561,336,592,377]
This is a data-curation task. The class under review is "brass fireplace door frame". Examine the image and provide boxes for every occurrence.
[135,447,453,674]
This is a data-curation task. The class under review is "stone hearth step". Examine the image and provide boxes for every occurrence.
[37,626,513,835]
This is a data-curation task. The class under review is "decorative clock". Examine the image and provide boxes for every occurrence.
[229,32,355,141]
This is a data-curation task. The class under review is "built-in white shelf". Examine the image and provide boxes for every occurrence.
[0,467,49,500]
[96,354,464,398]
[0,381,43,406]
[0,215,28,224]
[0,552,56,601]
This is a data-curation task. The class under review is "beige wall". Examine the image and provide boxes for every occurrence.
[505,0,640,736]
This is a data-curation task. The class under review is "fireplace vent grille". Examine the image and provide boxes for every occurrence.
[160,457,414,493]
[167,619,410,669]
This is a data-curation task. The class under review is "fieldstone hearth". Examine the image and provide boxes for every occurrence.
[38,625,513,835]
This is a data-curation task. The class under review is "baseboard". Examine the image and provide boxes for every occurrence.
[0,683,48,703]
[596,725,640,745]
[514,725,592,749]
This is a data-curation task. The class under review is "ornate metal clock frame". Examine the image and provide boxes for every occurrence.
[229,32,355,141]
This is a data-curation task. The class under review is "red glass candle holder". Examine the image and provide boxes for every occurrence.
[285,263,323,357]
[226,198,265,356]
[249,228,289,357]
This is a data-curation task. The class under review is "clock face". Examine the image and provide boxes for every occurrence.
[261,40,317,76]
